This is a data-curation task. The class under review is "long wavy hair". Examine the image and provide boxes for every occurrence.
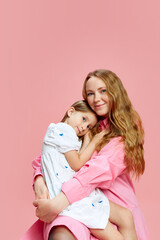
[82,69,145,178]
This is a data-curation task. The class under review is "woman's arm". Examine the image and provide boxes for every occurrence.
[62,137,126,203]
[33,192,69,223]
[33,137,126,223]
[32,155,49,199]
[32,155,43,180]
[34,175,49,199]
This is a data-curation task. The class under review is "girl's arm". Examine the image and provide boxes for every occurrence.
[62,137,126,203]
[64,130,106,172]
[33,137,126,223]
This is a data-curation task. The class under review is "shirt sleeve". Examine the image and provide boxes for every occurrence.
[61,137,126,203]
[32,155,43,184]
[43,123,81,153]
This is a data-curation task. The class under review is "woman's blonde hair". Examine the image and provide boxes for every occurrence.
[83,69,145,178]
[61,100,97,122]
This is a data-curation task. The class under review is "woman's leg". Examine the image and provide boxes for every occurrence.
[109,201,137,240]
[48,226,76,240]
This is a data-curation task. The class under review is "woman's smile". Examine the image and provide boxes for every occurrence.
[94,103,106,108]
[85,76,110,117]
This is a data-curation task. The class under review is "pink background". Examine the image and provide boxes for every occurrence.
[1,1,160,239]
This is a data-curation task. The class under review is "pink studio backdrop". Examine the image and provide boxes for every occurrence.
[1,1,160,239]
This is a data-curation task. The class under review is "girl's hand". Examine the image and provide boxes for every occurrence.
[34,175,49,200]
[83,131,92,147]
[92,129,108,145]
[33,192,69,223]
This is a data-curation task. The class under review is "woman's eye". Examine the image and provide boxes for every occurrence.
[101,89,106,93]
[87,125,91,129]
[87,92,94,96]
[83,117,86,121]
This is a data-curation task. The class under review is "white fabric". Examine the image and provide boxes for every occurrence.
[41,122,110,229]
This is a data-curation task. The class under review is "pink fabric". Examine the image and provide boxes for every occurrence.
[32,154,42,180]
[43,216,94,240]
[22,118,149,240]
[62,137,126,203]
[20,218,97,240]
[20,220,44,240]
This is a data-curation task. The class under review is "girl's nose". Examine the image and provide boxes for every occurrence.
[82,124,87,131]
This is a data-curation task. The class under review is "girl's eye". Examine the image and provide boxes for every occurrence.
[83,117,86,121]
[87,125,91,129]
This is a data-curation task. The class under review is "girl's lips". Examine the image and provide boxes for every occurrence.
[77,127,80,134]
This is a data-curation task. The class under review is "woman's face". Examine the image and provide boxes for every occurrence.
[85,76,110,117]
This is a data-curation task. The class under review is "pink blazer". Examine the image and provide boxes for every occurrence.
[21,119,150,240]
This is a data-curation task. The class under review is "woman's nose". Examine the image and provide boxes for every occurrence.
[94,92,100,102]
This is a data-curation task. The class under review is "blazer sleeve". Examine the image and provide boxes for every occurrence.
[32,155,43,182]
[61,137,126,203]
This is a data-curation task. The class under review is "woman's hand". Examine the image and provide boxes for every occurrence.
[33,192,70,223]
[34,175,49,200]
[33,198,58,223]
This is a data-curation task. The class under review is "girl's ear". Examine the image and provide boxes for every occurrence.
[67,107,75,117]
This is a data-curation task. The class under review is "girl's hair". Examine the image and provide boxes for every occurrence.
[61,100,97,122]
[83,69,145,178]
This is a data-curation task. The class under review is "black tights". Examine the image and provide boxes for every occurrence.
[48,226,76,240]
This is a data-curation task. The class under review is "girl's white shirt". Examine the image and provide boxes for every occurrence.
[41,122,110,229]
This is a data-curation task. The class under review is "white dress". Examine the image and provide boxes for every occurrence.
[41,122,110,229]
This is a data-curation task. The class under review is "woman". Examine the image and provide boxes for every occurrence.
[22,69,149,240]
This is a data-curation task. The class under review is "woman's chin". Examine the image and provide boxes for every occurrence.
[94,110,108,118]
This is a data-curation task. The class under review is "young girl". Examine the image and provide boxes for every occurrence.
[40,100,137,240]
[32,70,149,240]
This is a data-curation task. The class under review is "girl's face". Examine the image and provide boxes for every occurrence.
[66,108,97,137]
[85,76,110,117]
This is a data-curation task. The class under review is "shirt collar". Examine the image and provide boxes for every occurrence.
[99,117,109,130]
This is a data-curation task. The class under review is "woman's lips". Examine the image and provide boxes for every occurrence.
[94,103,106,108]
